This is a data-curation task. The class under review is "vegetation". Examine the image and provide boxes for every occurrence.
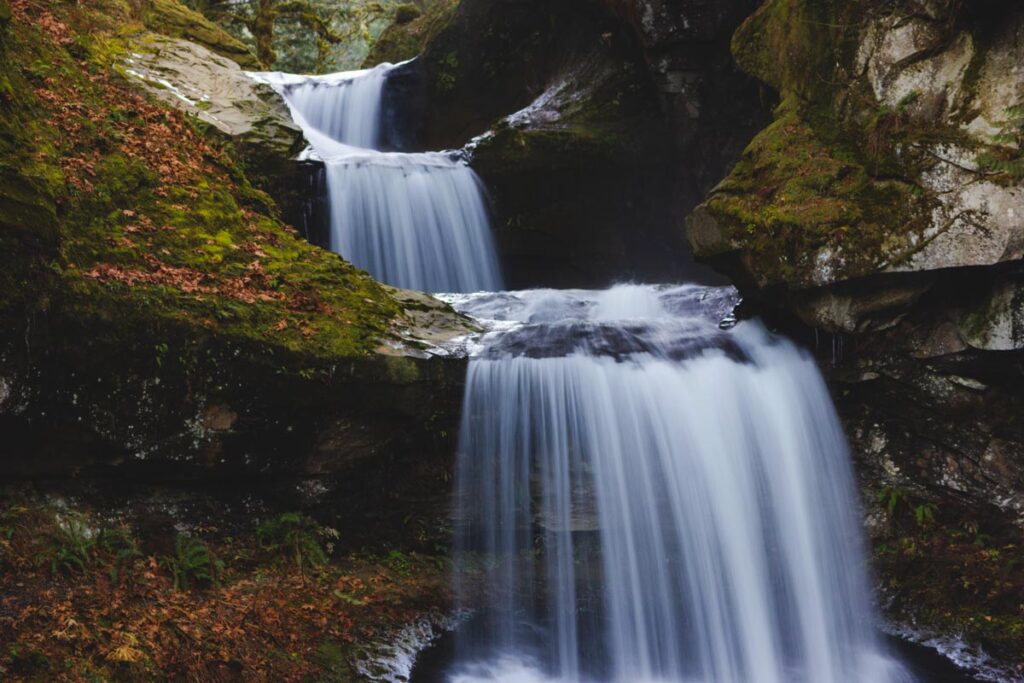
[0,493,451,680]
[256,511,330,575]
[873,489,1024,664]
[162,534,224,590]
[978,104,1024,181]
[0,0,406,369]
[365,0,458,66]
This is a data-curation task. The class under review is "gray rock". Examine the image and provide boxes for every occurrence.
[956,280,1024,351]
[123,35,303,170]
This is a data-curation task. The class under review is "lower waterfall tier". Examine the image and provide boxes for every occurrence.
[443,285,914,683]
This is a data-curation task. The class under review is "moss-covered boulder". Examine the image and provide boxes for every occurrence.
[120,33,307,210]
[141,0,260,69]
[366,0,459,66]
[467,51,683,287]
[0,0,473,530]
[687,0,1024,331]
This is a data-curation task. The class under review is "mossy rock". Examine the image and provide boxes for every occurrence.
[394,3,422,24]
[0,0,470,505]
[686,0,1021,301]
[366,0,460,66]
[0,1,402,372]
[141,0,260,69]
[692,96,931,289]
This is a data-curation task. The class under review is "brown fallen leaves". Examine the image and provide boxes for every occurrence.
[10,0,73,45]
[82,256,287,306]
[0,513,452,681]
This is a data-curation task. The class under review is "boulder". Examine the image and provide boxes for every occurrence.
[141,0,260,69]
[122,34,304,190]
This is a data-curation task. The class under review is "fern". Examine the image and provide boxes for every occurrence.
[978,104,1024,181]
[98,527,143,583]
[48,515,97,576]
[257,512,328,575]
[162,535,223,591]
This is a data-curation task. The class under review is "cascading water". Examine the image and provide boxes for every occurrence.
[435,284,914,683]
[252,57,961,683]
[251,65,502,293]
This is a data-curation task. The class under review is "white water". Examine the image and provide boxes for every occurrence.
[251,65,502,293]
[443,284,914,683]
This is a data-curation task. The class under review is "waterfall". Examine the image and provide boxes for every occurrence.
[441,284,913,683]
[250,65,502,293]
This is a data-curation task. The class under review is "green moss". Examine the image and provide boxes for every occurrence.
[365,0,459,65]
[699,96,930,285]
[141,0,260,68]
[693,0,1001,287]
[1,0,404,365]
[394,3,421,24]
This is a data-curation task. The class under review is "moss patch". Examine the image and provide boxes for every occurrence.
[700,97,931,285]
[1,0,402,364]
[141,0,259,68]
[692,0,997,289]
[365,0,460,66]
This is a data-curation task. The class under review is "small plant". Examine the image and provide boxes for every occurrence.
[877,486,909,518]
[257,512,327,575]
[978,104,1024,181]
[0,504,26,563]
[162,535,223,590]
[387,549,412,576]
[878,487,938,529]
[47,514,97,576]
[913,502,937,527]
[98,527,142,583]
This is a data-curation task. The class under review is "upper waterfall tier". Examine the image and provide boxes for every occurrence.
[250,65,503,293]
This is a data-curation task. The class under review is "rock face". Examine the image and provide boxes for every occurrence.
[375,0,764,286]
[683,0,1024,663]
[687,0,1024,330]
